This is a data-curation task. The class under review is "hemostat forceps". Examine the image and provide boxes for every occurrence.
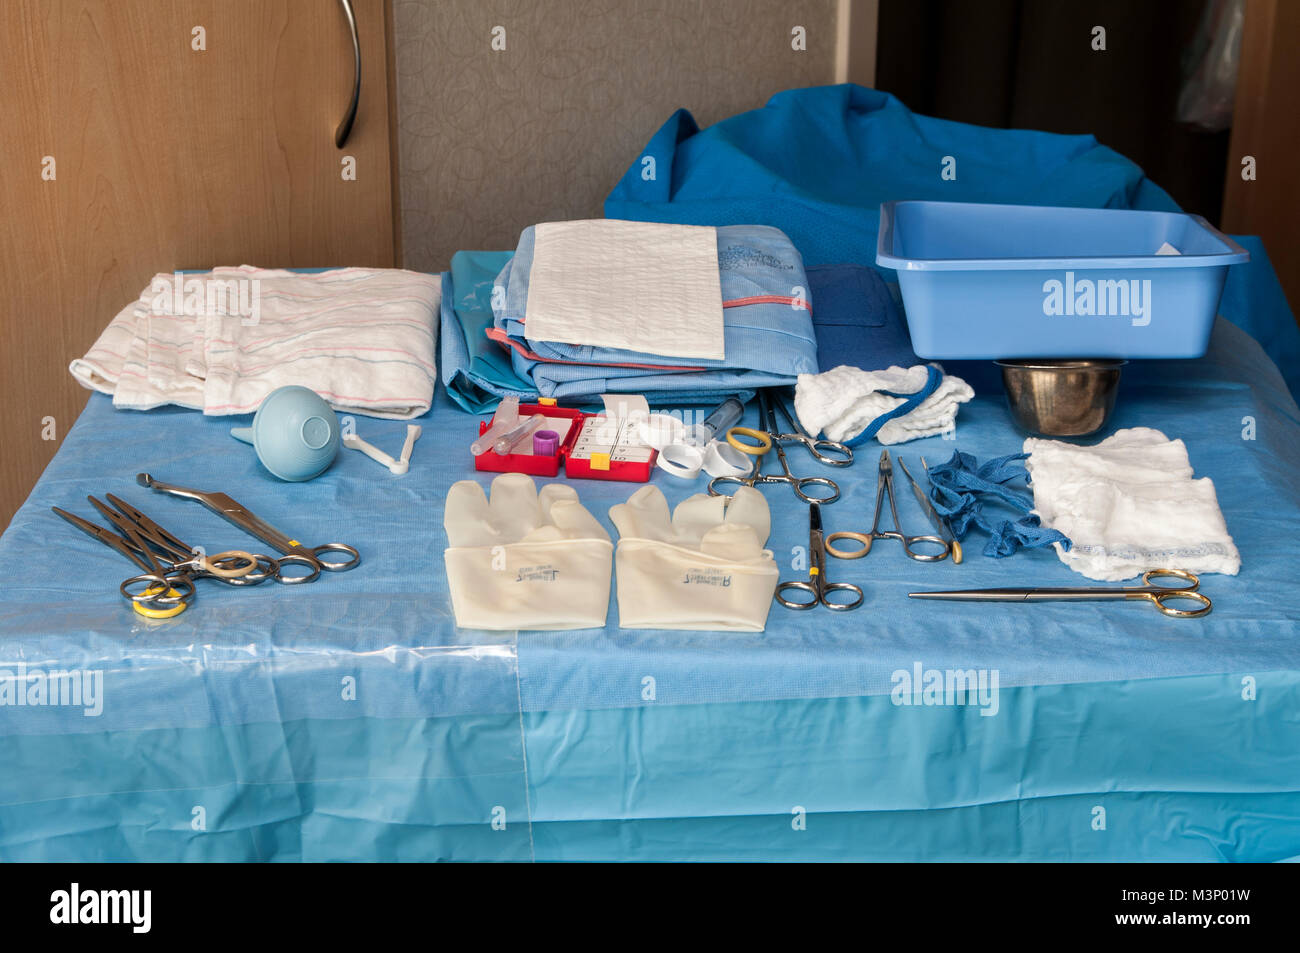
[825,450,949,561]
[709,391,842,504]
[137,473,360,583]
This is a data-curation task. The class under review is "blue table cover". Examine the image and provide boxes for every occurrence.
[2,316,1299,861]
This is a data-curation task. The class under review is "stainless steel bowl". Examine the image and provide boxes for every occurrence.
[996,358,1126,437]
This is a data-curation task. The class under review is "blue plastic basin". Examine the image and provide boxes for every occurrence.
[876,201,1249,359]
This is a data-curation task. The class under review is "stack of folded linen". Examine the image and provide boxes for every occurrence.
[71,266,440,420]
[438,220,820,412]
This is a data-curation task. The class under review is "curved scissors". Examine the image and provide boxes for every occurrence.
[137,474,360,582]
[776,503,863,610]
[825,450,949,561]
[709,392,841,504]
[910,569,1212,619]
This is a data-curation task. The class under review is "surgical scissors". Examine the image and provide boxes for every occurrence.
[909,569,1212,618]
[825,450,949,561]
[54,501,262,617]
[775,503,863,610]
[709,391,842,504]
[137,473,360,581]
[100,494,283,586]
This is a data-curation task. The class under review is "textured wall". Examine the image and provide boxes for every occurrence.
[394,0,838,271]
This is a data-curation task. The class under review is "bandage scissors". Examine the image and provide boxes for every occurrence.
[909,569,1212,618]
[775,503,863,610]
[710,391,842,504]
[825,450,949,561]
[137,473,360,581]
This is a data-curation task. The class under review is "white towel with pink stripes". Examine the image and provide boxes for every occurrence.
[70,266,440,419]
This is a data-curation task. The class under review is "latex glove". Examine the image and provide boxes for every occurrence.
[608,485,778,631]
[444,473,612,630]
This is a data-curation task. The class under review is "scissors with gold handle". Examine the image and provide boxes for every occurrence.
[908,568,1212,618]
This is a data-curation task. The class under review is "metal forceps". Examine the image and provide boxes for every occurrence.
[54,500,260,617]
[100,494,280,586]
[775,503,863,610]
[825,450,949,561]
[726,389,852,467]
[137,473,360,582]
[910,568,1213,619]
[709,391,842,504]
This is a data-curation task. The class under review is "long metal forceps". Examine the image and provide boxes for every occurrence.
[137,473,360,583]
[709,391,841,504]
[775,503,863,611]
[826,450,949,561]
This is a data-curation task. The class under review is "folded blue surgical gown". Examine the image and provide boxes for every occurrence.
[492,224,818,383]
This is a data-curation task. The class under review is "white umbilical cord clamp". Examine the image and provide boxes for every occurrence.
[343,424,422,475]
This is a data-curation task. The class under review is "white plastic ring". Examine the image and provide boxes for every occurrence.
[655,442,706,478]
[703,439,753,478]
[637,413,687,451]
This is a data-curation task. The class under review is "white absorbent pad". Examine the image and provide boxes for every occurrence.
[1024,427,1241,582]
[609,485,778,631]
[524,219,724,361]
[794,364,974,445]
[443,474,612,631]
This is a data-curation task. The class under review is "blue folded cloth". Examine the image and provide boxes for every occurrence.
[438,251,538,413]
[807,263,919,373]
[493,223,819,379]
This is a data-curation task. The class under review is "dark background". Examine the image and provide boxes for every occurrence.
[876,0,1230,223]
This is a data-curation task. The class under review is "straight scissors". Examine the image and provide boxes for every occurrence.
[710,391,842,504]
[909,569,1212,618]
[775,503,864,611]
[137,473,360,582]
[825,450,949,561]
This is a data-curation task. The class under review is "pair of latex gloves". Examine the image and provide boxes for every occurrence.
[443,473,778,631]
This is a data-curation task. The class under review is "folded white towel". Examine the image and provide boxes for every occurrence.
[70,266,440,420]
[1024,427,1241,581]
[794,364,974,445]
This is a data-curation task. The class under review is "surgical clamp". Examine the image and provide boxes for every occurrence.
[709,391,842,504]
[825,450,949,561]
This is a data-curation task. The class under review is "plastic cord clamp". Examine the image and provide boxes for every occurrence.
[655,442,706,479]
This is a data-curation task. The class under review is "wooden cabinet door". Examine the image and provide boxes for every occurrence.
[0,0,398,530]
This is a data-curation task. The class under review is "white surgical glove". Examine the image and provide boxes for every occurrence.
[444,473,612,630]
[608,485,779,631]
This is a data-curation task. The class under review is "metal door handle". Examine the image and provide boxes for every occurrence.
[334,0,360,148]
